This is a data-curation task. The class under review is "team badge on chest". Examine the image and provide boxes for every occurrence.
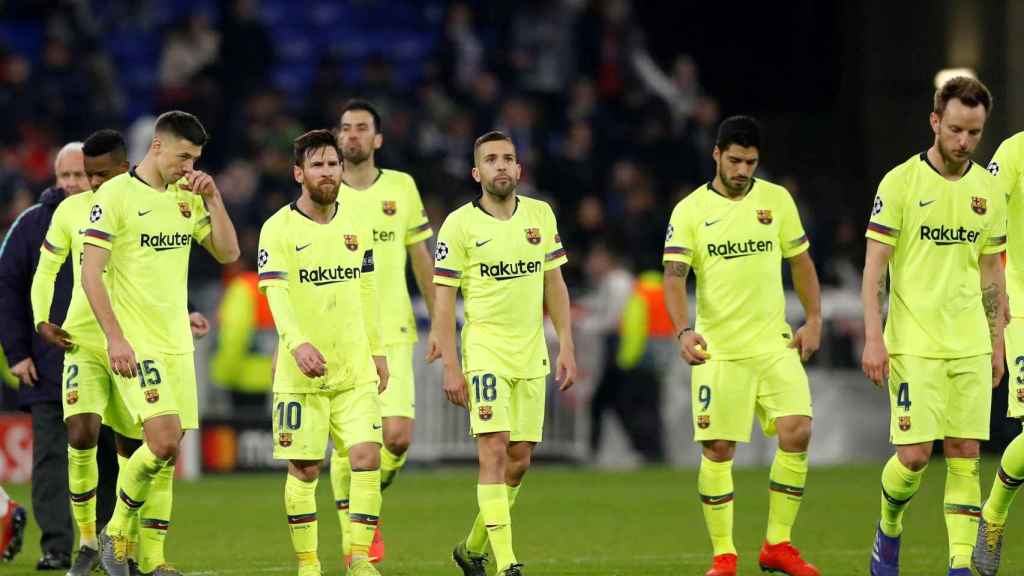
[344,234,359,251]
[971,196,987,215]
[525,228,541,245]
[756,209,773,225]
[179,202,192,218]
[382,200,397,216]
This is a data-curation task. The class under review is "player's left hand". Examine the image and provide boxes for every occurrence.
[183,170,219,200]
[556,345,577,391]
[189,312,210,339]
[789,317,822,362]
[373,355,390,394]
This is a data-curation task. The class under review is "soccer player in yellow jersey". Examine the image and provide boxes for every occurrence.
[861,77,1007,576]
[80,111,240,576]
[427,131,576,576]
[258,129,389,576]
[973,126,1024,574]
[329,99,435,564]
[662,116,822,576]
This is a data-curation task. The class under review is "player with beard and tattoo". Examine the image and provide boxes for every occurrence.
[427,131,576,576]
[329,100,434,566]
[257,130,389,576]
[862,77,1007,576]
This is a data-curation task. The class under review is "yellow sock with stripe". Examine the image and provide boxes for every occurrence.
[284,474,320,572]
[108,443,169,536]
[68,446,99,549]
[982,433,1024,524]
[766,450,808,545]
[879,454,925,538]
[466,483,521,555]
[139,464,173,573]
[349,469,382,561]
[944,457,981,569]
[115,454,140,560]
[478,483,516,571]
[698,456,736,556]
[329,451,352,557]
[380,445,407,491]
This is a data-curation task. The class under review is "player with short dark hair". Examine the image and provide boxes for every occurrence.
[663,115,822,576]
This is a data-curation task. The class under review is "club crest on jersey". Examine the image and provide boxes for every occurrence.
[757,209,773,225]
[66,390,78,405]
[382,200,397,216]
[344,234,359,251]
[898,416,911,431]
[178,202,192,218]
[1017,387,1024,403]
[972,196,987,215]
[525,228,541,245]
[278,432,293,447]
[145,389,160,404]
[479,406,493,421]
[697,415,710,429]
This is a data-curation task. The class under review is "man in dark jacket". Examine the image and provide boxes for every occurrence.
[0,142,117,570]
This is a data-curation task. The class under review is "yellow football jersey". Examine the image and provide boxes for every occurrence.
[988,133,1024,314]
[433,195,567,379]
[663,179,809,360]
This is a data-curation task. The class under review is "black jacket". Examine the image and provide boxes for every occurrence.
[0,187,71,407]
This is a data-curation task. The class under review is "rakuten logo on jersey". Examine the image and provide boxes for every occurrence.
[140,232,191,251]
[707,239,775,259]
[298,266,361,286]
[919,225,981,246]
[479,260,542,281]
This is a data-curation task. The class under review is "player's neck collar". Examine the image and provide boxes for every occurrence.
[341,167,383,190]
[291,200,339,223]
[707,179,755,200]
[920,150,972,179]
[473,194,519,219]
[130,166,156,190]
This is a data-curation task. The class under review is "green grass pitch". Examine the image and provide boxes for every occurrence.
[2,460,1022,575]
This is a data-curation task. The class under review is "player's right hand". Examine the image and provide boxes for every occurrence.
[10,357,38,387]
[442,367,468,408]
[107,335,138,378]
[861,338,889,387]
[37,322,72,350]
[679,330,711,365]
[292,343,326,378]
[425,331,442,363]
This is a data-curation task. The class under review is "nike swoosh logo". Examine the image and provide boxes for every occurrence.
[138,210,152,216]
[919,199,936,207]
[475,239,492,247]
[372,423,382,430]
[295,243,311,252]
[704,219,721,227]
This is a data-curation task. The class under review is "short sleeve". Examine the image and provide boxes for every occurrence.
[257,218,289,291]
[433,213,466,287]
[40,204,72,263]
[779,190,810,258]
[191,193,212,243]
[983,192,1008,255]
[82,185,121,250]
[662,201,695,265]
[865,171,905,247]
[988,136,1023,201]
[542,204,567,271]
[404,177,433,245]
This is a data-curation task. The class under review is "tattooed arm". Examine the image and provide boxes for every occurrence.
[861,239,894,386]
[664,260,709,365]
[980,253,1007,387]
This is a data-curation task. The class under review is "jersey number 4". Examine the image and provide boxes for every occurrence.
[896,382,912,411]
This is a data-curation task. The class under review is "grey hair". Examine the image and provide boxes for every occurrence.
[54,141,84,169]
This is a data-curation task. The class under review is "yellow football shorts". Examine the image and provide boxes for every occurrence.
[380,343,415,419]
[1004,317,1024,419]
[61,345,141,439]
[690,348,812,443]
[272,383,383,461]
[113,350,198,430]
[466,371,546,443]
[887,354,991,444]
